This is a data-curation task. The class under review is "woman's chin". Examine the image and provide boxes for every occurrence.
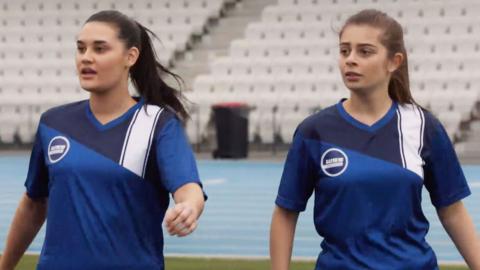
[79,84,104,94]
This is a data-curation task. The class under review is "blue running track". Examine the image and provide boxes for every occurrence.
[0,154,479,263]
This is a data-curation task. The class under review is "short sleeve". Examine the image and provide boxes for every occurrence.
[423,118,470,209]
[155,117,204,196]
[275,130,315,212]
[24,127,49,199]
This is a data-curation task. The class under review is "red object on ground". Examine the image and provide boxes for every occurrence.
[212,102,248,108]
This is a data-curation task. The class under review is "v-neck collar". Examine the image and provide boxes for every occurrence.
[336,98,397,133]
[85,98,144,131]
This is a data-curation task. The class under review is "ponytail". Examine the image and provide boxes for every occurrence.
[388,55,411,104]
[85,10,189,120]
[130,23,189,120]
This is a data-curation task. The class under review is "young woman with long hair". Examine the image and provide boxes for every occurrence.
[0,10,206,270]
[270,9,480,270]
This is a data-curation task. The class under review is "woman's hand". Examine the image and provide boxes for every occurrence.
[164,202,199,237]
[164,183,205,237]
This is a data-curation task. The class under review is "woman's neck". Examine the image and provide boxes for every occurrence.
[343,87,393,126]
[89,85,137,125]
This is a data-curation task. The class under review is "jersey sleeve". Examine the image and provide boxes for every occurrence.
[24,126,49,199]
[423,116,471,209]
[155,117,205,197]
[275,130,315,212]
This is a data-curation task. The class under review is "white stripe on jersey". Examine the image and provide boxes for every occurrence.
[119,108,140,165]
[141,108,162,178]
[397,104,425,179]
[120,105,163,178]
[396,109,406,168]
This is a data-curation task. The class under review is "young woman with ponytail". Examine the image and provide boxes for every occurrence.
[270,9,480,269]
[0,10,206,270]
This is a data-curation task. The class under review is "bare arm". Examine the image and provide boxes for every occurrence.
[164,183,205,237]
[0,193,47,270]
[270,206,299,270]
[437,201,480,270]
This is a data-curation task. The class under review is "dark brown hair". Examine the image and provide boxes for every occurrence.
[85,10,189,120]
[340,9,415,105]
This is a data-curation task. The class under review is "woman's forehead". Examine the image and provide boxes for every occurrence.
[340,24,383,46]
[77,21,119,43]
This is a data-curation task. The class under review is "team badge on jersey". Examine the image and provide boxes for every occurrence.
[321,148,348,177]
[48,136,70,163]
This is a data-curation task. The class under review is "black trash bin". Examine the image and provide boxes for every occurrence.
[212,102,249,159]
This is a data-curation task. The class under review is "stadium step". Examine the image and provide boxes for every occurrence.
[169,0,277,92]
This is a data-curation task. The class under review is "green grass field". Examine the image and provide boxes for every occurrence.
[0,255,468,270]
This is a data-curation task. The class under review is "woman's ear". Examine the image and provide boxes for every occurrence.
[126,47,140,68]
[388,52,404,73]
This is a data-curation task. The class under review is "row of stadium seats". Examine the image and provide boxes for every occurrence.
[0,39,177,64]
[0,0,229,69]
[245,20,480,42]
[1,10,213,35]
[189,75,478,109]
[228,40,480,59]
[0,42,161,68]
[0,0,226,16]
[265,2,480,22]
[1,20,203,58]
[0,0,234,144]
[278,0,474,7]
[0,85,86,106]
[185,0,480,144]
[0,104,49,144]
[2,49,477,84]
[209,57,479,78]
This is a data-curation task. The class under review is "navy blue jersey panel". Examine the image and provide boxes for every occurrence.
[297,104,403,167]
[421,110,470,208]
[24,128,50,199]
[143,107,177,192]
[40,100,135,163]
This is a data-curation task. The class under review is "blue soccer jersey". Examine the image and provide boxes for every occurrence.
[25,99,205,270]
[276,100,471,269]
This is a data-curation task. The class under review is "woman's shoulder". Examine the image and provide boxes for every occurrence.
[396,103,444,129]
[296,104,338,137]
[40,99,88,123]
[148,104,184,137]
[398,103,451,145]
[151,104,178,124]
[410,104,446,135]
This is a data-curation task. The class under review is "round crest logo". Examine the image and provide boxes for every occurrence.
[48,136,70,163]
[321,148,348,177]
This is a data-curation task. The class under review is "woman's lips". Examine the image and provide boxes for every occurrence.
[345,71,362,81]
[80,67,97,79]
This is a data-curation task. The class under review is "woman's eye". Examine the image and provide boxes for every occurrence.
[340,49,349,56]
[95,47,105,53]
[360,49,372,55]
[77,47,85,53]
